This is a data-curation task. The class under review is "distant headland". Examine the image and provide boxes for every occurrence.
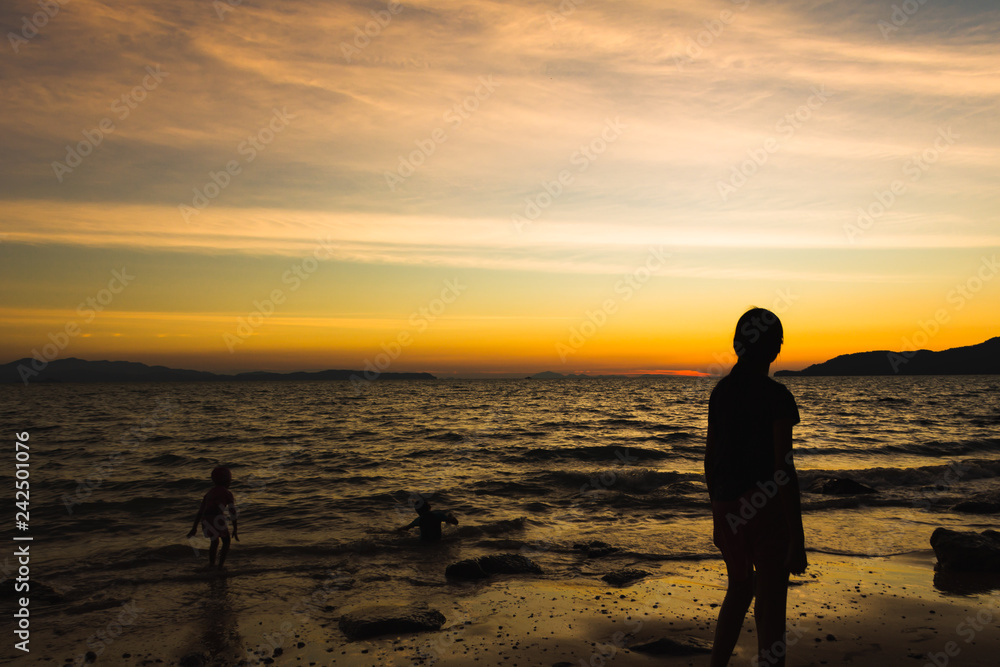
[0,358,436,384]
[774,337,1000,376]
[527,371,695,379]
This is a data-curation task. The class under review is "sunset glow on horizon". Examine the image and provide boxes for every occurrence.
[2,0,998,378]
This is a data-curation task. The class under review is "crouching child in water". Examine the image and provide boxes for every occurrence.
[397,499,458,541]
[188,466,239,569]
[705,308,807,667]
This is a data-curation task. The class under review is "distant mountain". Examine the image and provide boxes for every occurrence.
[1,357,437,384]
[774,337,1000,376]
[529,371,622,379]
[528,371,687,379]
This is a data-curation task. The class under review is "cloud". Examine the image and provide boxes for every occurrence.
[1,0,998,293]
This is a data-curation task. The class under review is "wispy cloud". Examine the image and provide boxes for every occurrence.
[1,0,998,369]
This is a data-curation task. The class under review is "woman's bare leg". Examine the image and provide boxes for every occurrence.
[753,565,789,666]
[710,574,754,667]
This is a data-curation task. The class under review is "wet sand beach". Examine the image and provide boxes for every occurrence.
[11,550,998,666]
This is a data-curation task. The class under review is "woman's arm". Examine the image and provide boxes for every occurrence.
[772,418,807,574]
[704,423,718,492]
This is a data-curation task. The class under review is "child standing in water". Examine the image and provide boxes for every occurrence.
[705,308,807,667]
[188,466,239,569]
[397,498,458,541]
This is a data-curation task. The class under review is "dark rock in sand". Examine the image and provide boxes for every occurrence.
[630,636,712,656]
[446,553,542,580]
[338,605,446,640]
[807,476,877,495]
[478,553,543,574]
[931,528,1000,572]
[574,540,612,550]
[573,540,620,558]
[445,559,489,580]
[601,568,651,587]
[178,653,206,667]
[951,500,1000,514]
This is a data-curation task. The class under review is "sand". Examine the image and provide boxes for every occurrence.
[10,550,999,666]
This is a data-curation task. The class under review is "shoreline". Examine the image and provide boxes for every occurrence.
[10,550,999,666]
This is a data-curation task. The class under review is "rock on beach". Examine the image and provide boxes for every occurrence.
[338,605,446,640]
[445,553,543,580]
[930,527,1000,572]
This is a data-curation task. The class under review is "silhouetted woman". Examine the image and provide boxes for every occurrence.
[705,307,807,667]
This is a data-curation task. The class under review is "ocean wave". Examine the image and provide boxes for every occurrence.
[797,438,1000,457]
[425,431,468,442]
[533,468,683,494]
[141,452,215,466]
[884,438,1000,456]
[517,444,672,461]
[650,431,697,443]
[798,458,1000,490]
[470,480,555,496]
[455,516,526,538]
[597,417,648,427]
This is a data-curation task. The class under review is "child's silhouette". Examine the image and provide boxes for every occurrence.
[705,308,807,667]
[187,466,239,570]
[397,498,458,541]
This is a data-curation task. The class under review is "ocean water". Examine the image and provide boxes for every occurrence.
[3,375,999,660]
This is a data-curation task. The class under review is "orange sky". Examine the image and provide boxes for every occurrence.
[1,0,998,377]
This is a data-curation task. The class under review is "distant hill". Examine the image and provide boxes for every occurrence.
[774,337,1000,376]
[528,371,689,379]
[530,371,630,379]
[1,357,437,384]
